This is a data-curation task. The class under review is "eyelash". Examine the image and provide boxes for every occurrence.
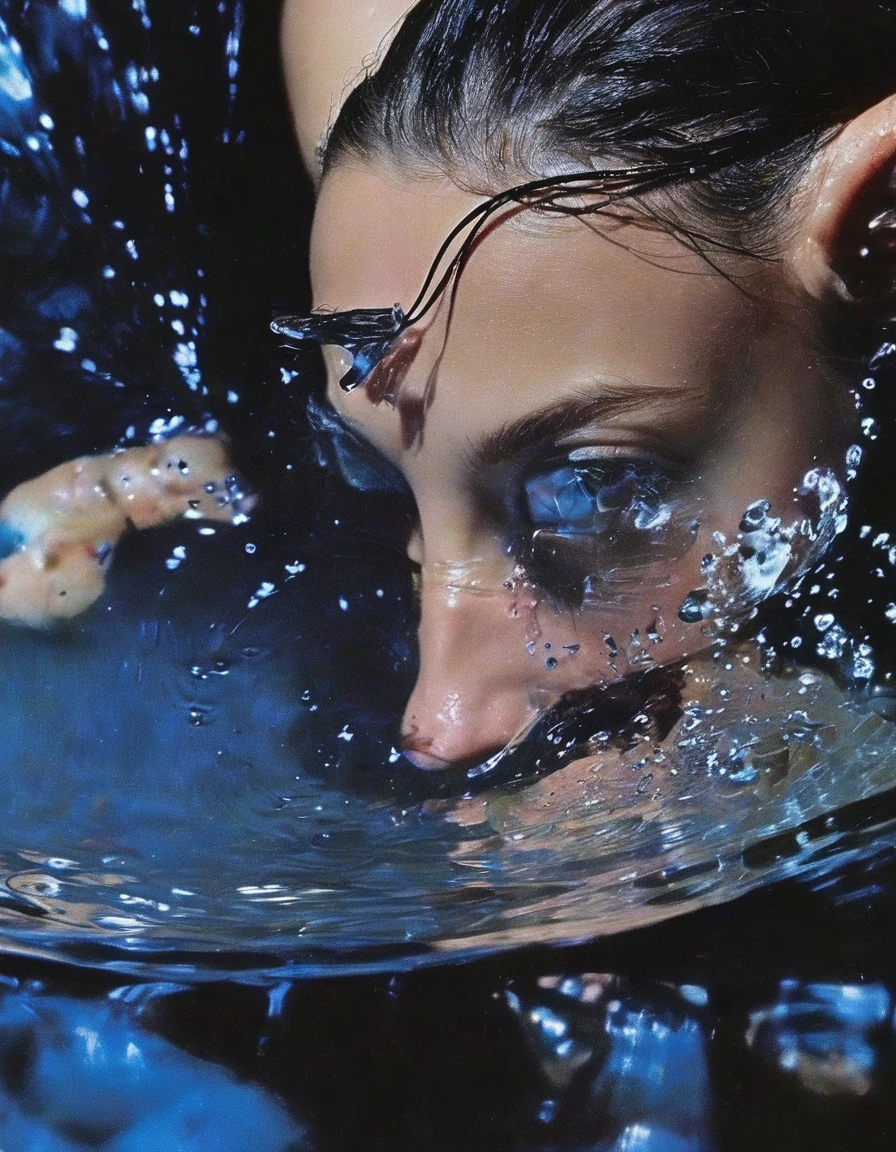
[309,398,699,604]
[509,451,699,606]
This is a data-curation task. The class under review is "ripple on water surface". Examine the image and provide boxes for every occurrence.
[0,524,894,981]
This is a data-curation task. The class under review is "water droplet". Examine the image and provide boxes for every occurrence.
[678,589,710,623]
[53,327,78,353]
[538,1100,558,1125]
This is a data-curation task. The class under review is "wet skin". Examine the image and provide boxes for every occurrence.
[311,162,842,770]
[0,437,251,626]
[0,0,873,782]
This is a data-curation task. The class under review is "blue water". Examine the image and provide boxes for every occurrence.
[0,0,894,1148]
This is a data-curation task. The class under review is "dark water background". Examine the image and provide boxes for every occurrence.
[0,1,895,1148]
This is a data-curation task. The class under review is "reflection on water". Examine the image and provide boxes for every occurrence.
[0,0,895,1148]
[0,953,891,1151]
[0,0,891,975]
[0,981,304,1150]
[0,528,895,974]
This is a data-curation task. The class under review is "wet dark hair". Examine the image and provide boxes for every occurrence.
[319,0,896,693]
[325,0,896,256]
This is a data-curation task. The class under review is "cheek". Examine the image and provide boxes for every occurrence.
[502,550,712,692]
[517,458,843,684]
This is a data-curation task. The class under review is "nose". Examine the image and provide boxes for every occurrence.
[400,564,558,771]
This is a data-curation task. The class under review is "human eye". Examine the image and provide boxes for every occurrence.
[515,449,700,606]
[524,452,675,532]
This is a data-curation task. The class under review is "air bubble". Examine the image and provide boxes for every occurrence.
[816,622,848,661]
[53,327,78,353]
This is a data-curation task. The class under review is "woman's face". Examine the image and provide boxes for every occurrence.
[311,160,844,771]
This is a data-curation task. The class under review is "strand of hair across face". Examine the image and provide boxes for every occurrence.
[402,167,683,326]
[400,121,823,330]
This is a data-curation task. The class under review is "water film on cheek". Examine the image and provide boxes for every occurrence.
[0,0,895,987]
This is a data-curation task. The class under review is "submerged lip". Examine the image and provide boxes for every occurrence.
[400,744,498,773]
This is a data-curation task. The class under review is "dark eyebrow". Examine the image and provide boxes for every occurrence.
[474,386,687,468]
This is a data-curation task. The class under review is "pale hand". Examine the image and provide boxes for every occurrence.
[0,436,253,626]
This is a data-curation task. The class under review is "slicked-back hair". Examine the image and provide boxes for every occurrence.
[325,0,896,255]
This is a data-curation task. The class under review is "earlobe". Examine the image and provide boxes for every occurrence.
[791,93,896,307]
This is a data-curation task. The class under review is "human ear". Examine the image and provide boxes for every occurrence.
[280,0,411,176]
[791,93,896,309]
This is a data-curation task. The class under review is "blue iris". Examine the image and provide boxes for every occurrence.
[524,464,638,532]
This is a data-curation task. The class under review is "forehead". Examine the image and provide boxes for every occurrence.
[311,162,764,469]
[311,163,476,308]
[312,161,746,314]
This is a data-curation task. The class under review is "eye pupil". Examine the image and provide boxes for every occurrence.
[592,471,635,513]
